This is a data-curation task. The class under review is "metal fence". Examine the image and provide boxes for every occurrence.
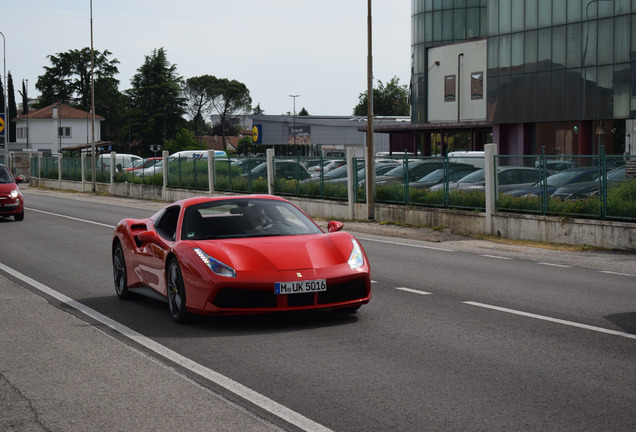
[25,150,636,222]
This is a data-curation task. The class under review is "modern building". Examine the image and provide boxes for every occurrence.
[13,103,104,155]
[385,0,635,157]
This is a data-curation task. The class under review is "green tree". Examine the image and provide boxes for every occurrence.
[7,72,17,142]
[299,107,309,116]
[353,76,409,116]
[127,48,186,151]
[183,75,216,138]
[163,128,205,154]
[35,47,120,112]
[252,103,264,115]
[209,77,252,153]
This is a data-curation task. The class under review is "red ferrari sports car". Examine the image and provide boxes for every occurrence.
[112,195,371,322]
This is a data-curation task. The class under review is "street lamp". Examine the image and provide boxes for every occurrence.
[287,94,300,155]
[1,31,7,163]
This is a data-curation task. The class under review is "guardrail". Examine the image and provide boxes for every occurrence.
[24,145,636,223]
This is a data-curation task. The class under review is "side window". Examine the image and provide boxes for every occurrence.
[155,206,180,241]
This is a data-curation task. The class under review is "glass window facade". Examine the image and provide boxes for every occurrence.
[486,0,635,124]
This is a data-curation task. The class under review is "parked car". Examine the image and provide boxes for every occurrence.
[231,158,266,174]
[375,161,476,186]
[409,166,480,190]
[125,157,162,172]
[133,158,164,177]
[431,166,545,193]
[112,195,371,322]
[244,160,312,181]
[307,160,346,177]
[97,153,142,172]
[551,166,627,200]
[505,166,601,197]
[0,164,25,221]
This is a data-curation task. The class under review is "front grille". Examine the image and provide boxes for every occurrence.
[287,293,314,307]
[213,288,277,309]
[212,278,369,310]
[318,279,368,304]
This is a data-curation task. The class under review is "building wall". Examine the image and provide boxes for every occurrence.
[15,117,101,155]
[250,115,404,157]
[427,39,488,123]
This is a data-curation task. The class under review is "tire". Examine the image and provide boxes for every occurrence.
[14,211,24,221]
[167,258,190,323]
[113,242,132,300]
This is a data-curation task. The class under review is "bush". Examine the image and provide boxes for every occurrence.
[606,180,636,220]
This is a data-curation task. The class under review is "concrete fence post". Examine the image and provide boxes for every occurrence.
[484,143,497,235]
[57,153,63,186]
[266,148,275,195]
[161,150,169,201]
[81,153,86,191]
[207,150,215,195]
[346,148,355,220]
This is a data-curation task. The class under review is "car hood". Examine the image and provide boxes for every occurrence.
[191,232,356,272]
[0,183,19,194]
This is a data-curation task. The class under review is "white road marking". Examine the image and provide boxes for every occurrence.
[0,262,333,432]
[26,207,115,228]
[600,271,634,277]
[537,262,571,268]
[396,287,432,295]
[481,254,514,260]
[356,236,454,252]
[463,301,636,340]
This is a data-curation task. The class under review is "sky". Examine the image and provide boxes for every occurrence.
[2,1,411,117]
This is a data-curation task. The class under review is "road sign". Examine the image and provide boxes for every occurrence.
[0,113,5,136]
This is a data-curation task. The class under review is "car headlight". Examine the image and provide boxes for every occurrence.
[348,239,364,270]
[9,189,19,199]
[193,248,236,278]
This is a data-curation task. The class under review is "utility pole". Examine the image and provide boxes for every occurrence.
[90,0,96,193]
[1,31,8,163]
[365,0,375,220]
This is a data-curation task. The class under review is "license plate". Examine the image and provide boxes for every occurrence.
[275,279,326,295]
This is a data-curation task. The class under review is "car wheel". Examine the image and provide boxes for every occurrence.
[14,211,24,221]
[167,258,189,323]
[113,242,132,300]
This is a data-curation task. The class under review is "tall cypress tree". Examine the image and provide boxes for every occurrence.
[7,72,17,143]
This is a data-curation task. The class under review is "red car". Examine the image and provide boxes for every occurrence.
[112,195,371,322]
[0,164,25,221]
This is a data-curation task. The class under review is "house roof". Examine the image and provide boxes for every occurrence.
[198,135,239,152]
[13,103,104,121]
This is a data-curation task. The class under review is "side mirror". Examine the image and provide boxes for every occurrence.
[327,221,344,233]
[15,175,26,184]
[137,230,169,248]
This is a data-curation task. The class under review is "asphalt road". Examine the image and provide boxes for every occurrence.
[1,188,635,431]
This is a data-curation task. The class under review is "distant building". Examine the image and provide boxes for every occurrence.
[249,114,410,157]
[13,103,104,155]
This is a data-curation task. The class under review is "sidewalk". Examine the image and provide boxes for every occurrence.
[0,275,280,432]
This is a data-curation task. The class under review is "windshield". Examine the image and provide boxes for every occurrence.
[418,169,446,183]
[0,166,14,183]
[544,169,599,187]
[182,198,323,240]
[457,169,485,183]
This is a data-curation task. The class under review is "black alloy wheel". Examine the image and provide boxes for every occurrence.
[167,258,189,323]
[113,242,132,300]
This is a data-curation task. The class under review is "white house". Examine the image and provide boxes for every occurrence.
[13,103,104,155]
